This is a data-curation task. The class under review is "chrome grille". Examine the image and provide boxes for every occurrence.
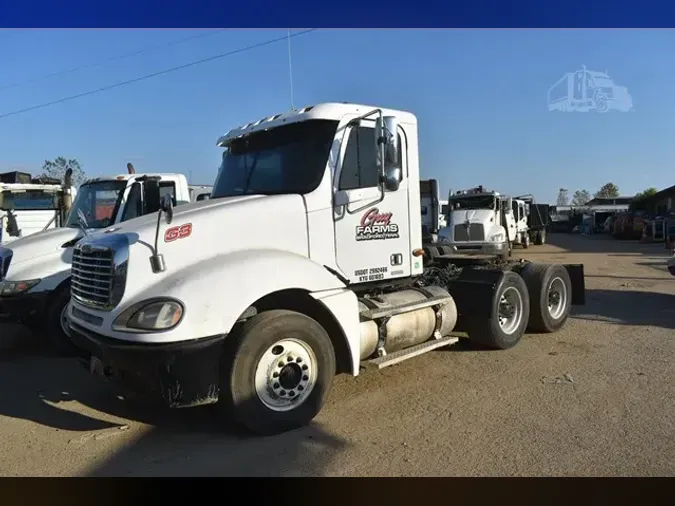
[71,246,114,308]
[453,224,485,242]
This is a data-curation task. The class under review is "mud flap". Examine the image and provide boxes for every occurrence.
[446,268,505,321]
[563,263,586,305]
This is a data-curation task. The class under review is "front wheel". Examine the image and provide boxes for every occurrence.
[218,309,336,436]
[43,284,84,357]
[466,271,531,350]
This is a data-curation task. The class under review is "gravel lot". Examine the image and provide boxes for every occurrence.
[0,233,673,477]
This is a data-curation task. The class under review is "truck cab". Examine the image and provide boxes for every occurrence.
[438,187,516,259]
[66,103,585,436]
[0,170,190,355]
[1,181,75,246]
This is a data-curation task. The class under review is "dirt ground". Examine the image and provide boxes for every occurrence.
[0,233,673,477]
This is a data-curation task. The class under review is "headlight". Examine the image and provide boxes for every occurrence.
[489,233,505,243]
[0,279,40,296]
[113,299,184,332]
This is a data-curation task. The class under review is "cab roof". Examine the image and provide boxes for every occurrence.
[216,102,418,147]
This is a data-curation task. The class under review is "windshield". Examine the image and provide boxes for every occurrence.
[211,119,338,198]
[449,196,496,210]
[65,180,127,229]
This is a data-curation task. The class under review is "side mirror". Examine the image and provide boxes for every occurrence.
[375,115,399,171]
[383,167,402,192]
[160,193,173,225]
[6,210,21,237]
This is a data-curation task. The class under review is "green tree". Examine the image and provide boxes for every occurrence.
[634,187,658,200]
[41,157,86,187]
[630,187,659,211]
[572,189,592,206]
[594,182,620,198]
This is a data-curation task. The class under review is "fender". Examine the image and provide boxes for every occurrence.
[101,249,351,345]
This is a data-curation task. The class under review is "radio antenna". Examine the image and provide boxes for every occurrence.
[287,28,295,110]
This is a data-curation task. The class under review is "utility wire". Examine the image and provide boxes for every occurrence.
[0,29,230,92]
[0,29,317,121]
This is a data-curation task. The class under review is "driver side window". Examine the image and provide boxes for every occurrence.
[339,126,404,191]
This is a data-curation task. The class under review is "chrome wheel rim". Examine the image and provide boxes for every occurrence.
[254,338,318,412]
[547,277,567,320]
[498,286,523,335]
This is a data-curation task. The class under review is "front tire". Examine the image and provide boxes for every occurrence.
[43,283,84,357]
[466,271,530,350]
[218,309,336,436]
[519,263,572,333]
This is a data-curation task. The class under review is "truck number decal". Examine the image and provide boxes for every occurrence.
[355,208,399,241]
[164,223,192,242]
[354,266,388,282]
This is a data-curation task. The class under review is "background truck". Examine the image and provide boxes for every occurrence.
[547,65,633,113]
[189,185,213,202]
[512,194,550,248]
[420,179,447,243]
[0,171,76,245]
[66,102,586,437]
[437,186,517,260]
[0,163,190,355]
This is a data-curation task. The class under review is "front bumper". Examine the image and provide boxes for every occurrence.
[0,291,50,324]
[445,242,506,256]
[69,321,226,408]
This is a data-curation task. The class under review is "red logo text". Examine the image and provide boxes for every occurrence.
[164,223,192,242]
[356,208,399,241]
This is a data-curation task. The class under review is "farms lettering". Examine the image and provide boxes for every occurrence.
[355,208,399,241]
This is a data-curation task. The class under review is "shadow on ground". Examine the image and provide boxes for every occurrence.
[0,352,347,476]
[572,289,675,330]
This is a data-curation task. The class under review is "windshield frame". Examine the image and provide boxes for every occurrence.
[65,180,128,229]
[211,119,339,199]
[0,189,60,211]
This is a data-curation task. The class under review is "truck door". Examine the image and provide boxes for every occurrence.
[333,118,411,284]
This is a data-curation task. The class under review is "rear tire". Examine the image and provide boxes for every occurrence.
[535,229,546,245]
[519,263,572,333]
[218,309,336,436]
[466,271,530,350]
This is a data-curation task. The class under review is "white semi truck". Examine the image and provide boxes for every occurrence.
[66,103,586,436]
[0,164,190,355]
[438,186,518,260]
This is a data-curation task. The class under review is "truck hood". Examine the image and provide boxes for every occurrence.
[4,226,83,265]
[77,193,310,308]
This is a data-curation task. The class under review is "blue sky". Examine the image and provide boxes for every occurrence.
[0,29,672,203]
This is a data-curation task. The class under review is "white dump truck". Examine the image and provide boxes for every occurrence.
[66,103,586,436]
[0,164,190,355]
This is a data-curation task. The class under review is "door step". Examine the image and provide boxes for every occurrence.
[359,295,453,320]
[365,336,459,370]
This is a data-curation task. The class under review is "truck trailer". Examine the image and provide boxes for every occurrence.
[65,103,586,436]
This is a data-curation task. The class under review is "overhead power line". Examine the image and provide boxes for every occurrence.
[0,29,229,92]
[0,28,318,121]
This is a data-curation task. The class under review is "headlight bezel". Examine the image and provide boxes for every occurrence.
[0,278,41,296]
[489,232,506,243]
[112,297,185,333]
